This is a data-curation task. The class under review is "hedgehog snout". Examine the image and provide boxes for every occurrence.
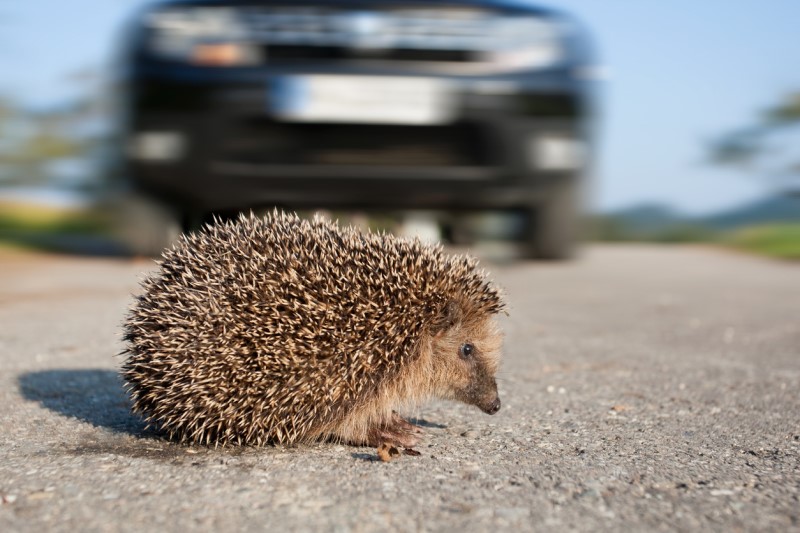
[469,377,501,415]
[483,396,501,415]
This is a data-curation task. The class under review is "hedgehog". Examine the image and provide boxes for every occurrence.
[122,211,505,447]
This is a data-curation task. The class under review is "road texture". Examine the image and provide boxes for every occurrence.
[0,244,798,532]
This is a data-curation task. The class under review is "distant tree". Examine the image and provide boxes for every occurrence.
[709,92,800,193]
[0,67,111,187]
[0,96,86,185]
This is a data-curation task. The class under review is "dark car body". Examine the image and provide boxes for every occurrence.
[116,0,597,257]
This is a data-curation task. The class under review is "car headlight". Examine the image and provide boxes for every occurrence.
[144,7,257,66]
[484,16,565,70]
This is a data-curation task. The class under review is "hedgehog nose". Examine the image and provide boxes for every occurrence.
[485,397,501,415]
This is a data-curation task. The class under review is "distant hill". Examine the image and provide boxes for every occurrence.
[700,193,800,229]
[602,204,685,236]
[595,193,800,241]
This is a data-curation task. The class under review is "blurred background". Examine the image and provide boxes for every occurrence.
[1,0,799,259]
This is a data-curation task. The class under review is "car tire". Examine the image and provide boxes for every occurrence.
[523,180,582,260]
[446,213,476,246]
[109,193,183,257]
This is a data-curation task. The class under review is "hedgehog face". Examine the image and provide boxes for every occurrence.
[430,304,504,415]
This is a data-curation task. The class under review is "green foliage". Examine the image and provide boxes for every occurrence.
[588,216,633,242]
[589,216,715,243]
[708,91,800,186]
[0,93,98,187]
[651,225,717,243]
[0,202,110,252]
[764,93,800,125]
[590,213,800,260]
[0,202,102,232]
[0,131,84,165]
[725,224,800,260]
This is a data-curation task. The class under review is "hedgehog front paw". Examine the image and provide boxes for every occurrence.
[366,414,422,448]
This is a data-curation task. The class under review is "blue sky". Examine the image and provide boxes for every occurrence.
[1,0,799,214]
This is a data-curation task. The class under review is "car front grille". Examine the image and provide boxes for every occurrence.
[216,121,495,168]
[264,45,475,63]
[243,6,499,63]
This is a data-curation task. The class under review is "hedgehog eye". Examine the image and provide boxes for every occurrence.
[459,343,474,360]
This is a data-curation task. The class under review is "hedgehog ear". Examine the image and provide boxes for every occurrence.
[432,300,462,335]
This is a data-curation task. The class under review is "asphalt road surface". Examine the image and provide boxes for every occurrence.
[1,244,798,532]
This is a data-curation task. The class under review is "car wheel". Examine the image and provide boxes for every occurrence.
[110,193,183,257]
[446,213,475,246]
[523,180,582,260]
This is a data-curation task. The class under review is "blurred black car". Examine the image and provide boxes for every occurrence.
[115,0,597,258]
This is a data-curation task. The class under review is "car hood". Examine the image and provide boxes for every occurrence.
[151,0,558,16]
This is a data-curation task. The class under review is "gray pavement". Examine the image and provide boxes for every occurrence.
[0,244,798,532]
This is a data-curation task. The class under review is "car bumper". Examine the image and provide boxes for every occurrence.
[122,64,592,211]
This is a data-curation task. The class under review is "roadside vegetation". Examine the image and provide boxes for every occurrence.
[590,216,800,260]
[1,199,798,260]
[724,224,800,260]
[0,201,109,253]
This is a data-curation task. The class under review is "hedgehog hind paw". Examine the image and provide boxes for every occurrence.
[366,428,420,449]
[390,412,424,435]
[365,416,422,448]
